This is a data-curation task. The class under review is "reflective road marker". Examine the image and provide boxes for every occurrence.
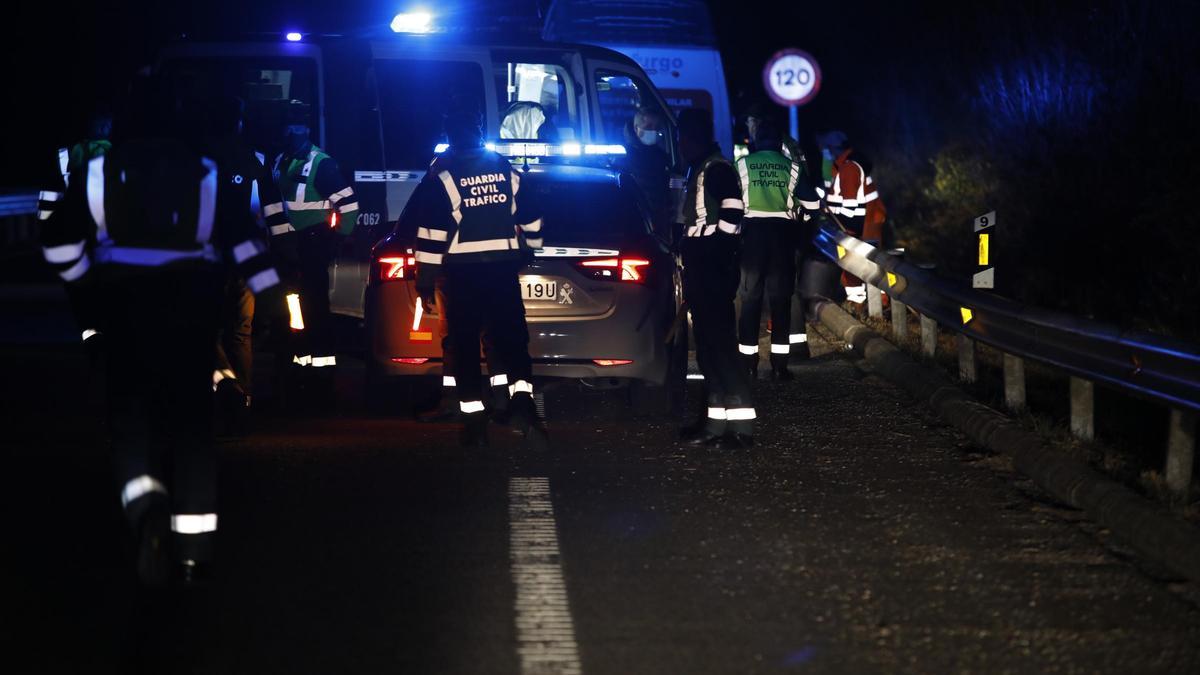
[508,477,583,675]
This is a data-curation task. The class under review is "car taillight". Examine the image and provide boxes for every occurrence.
[577,257,650,283]
[593,359,634,366]
[391,357,429,364]
[379,250,416,281]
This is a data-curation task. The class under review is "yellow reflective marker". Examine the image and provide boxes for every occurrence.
[886,272,897,287]
[978,233,990,266]
[837,245,846,259]
[960,307,974,324]
[286,293,305,331]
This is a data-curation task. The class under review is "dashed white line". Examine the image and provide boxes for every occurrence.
[508,477,583,675]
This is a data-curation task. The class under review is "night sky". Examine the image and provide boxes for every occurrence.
[3,0,962,186]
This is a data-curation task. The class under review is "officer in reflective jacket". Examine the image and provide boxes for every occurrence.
[272,100,358,405]
[41,83,282,587]
[410,103,547,448]
[676,108,757,449]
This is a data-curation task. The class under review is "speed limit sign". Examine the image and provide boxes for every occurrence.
[763,49,821,107]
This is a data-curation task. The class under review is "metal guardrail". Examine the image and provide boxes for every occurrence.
[813,222,1199,496]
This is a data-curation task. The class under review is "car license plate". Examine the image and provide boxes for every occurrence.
[521,276,558,301]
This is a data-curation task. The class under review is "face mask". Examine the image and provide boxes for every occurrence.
[638,129,659,146]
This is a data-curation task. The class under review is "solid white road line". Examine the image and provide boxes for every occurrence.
[508,477,583,675]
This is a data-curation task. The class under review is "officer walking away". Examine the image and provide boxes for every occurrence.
[411,102,547,448]
[273,100,359,405]
[817,131,888,306]
[201,95,293,424]
[38,104,112,357]
[42,81,282,587]
[676,108,757,449]
[735,117,820,381]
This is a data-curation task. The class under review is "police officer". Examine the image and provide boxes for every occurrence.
[272,100,358,403]
[410,103,547,448]
[41,81,282,587]
[200,95,293,420]
[676,108,757,449]
[38,105,112,353]
[735,117,820,380]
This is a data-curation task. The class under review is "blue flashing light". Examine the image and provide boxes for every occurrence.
[585,144,626,155]
[433,143,449,153]
[562,142,582,157]
[391,11,433,34]
[433,141,627,158]
[285,32,303,42]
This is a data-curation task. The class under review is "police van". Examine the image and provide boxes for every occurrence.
[543,0,733,156]
[158,26,683,317]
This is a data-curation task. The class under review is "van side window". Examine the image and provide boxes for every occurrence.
[165,58,318,155]
[594,71,673,158]
[493,57,580,142]
[375,60,486,168]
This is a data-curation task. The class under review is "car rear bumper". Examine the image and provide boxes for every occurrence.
[367,280,673,384]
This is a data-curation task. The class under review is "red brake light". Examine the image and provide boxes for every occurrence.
[379,251,416,281]
[578,257,650,283]
[593,359,634,366]
[391,357,429,364]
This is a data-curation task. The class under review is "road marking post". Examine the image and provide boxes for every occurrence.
[508,477,583,675]
[921,315,937,358]
[1003,353,1026,411]
[1165,410,1196,499]
[1069,377,1094,441]
[957,334,976,383]
[866,284,883,318]
[891,299,908,343]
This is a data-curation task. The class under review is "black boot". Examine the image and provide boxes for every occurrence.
[510,392,549,450]
[770,354,794,381]
[418,390,458,423]
[743,354,759,379]
[133,497,170,590]
[489,385,511,425]
[459,414,489,447]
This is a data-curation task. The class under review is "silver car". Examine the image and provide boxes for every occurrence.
[364,162,685,415]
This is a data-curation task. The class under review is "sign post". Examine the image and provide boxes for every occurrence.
[763,49,821,140]
[972,211,995,289]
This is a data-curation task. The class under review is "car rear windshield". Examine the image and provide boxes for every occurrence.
[525,179,649,248]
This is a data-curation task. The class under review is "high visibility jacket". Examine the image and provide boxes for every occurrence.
[274,143,358,235]
[41,138,279,297]
[737,150,799,218]
[683,146,743,237]
[412,145,542,273]
[38,139,111,222]
[827,149,887,241]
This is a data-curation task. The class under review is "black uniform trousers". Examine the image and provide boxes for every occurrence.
[436,281,507,402]
[737,217,797,368]
[295,227,338,366]
[682,234,755,436]
[443,261,532,411]
[100,265,224,563]
[215,272,254,393]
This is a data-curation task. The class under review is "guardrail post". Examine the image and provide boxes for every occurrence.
[957,334,976,383]
[891,299,908,342]
[920,315,937,358]
[1003,354,1025,411]
[1069,377,1094,441]
[866,285,883,318]
[1165,409,1196,499]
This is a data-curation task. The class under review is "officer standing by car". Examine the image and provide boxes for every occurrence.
[41,80,282,587]
[272,100,359,405]
[410,102,547,448]
[735,117,821,380]
[676,108,757,449]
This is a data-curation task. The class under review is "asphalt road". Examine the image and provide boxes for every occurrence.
[5,309,1200,674]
